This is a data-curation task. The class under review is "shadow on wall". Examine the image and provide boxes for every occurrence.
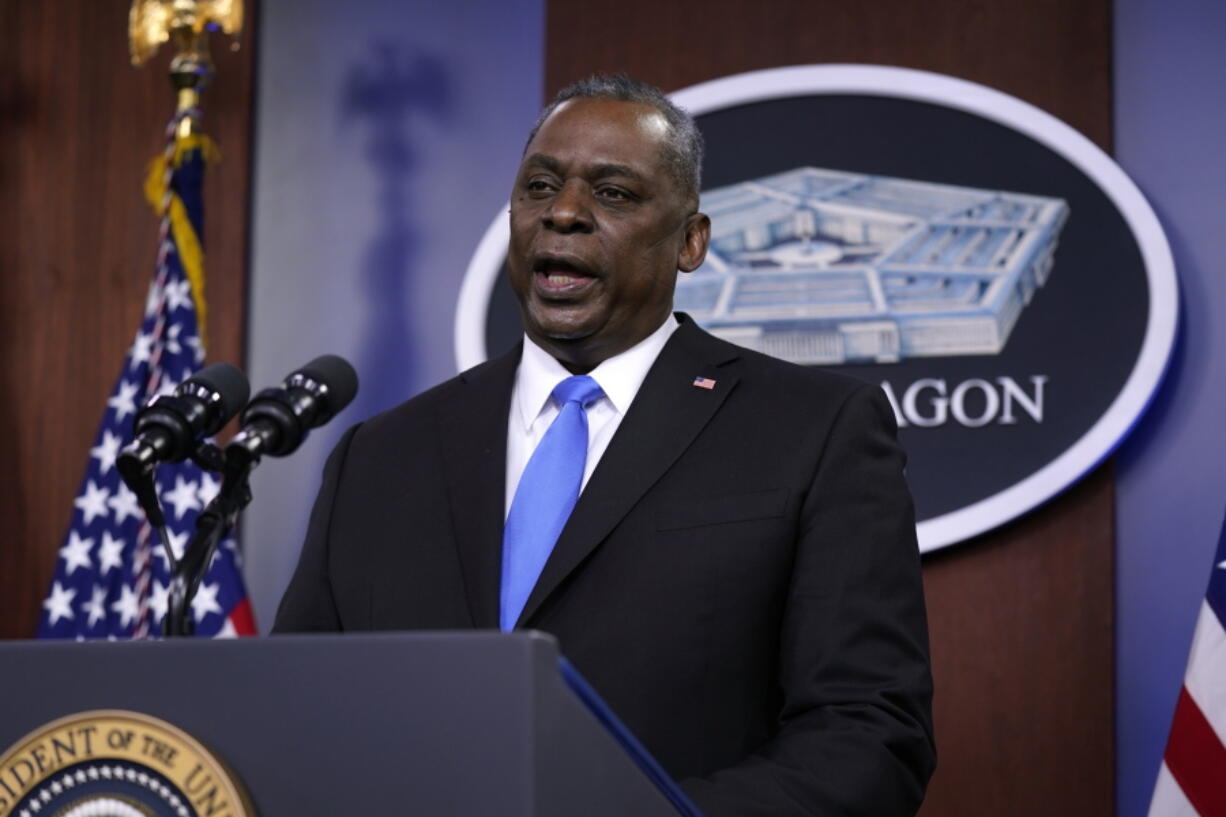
[1118,199,1190,468]
[339,45,451,420]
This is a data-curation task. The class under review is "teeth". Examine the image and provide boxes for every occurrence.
[546,274,574,284]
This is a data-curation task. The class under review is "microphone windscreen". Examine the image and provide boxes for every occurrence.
[189,362,252,421]
[297,354,359,413]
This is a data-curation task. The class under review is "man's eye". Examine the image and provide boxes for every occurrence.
[525,179,555,193]
[597,187,633,201]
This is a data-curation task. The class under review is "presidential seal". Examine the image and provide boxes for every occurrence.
[0,710,253,817]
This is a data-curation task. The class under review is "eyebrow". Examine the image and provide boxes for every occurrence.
[522,153,645,182]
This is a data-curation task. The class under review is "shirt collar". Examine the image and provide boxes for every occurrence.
[514,314,680,430]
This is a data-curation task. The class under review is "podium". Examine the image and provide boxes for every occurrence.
[0,632,699,816]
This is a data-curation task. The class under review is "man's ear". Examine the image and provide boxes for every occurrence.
[678,212,711,273]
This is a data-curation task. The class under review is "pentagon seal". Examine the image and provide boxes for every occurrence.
[0,710,253,817]
[459,64,1178,553]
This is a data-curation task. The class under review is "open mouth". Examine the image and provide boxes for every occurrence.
[533,255,598,296]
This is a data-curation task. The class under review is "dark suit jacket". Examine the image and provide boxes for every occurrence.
[274,315,936,817]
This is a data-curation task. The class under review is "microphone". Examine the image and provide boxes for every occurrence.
[118,362,251,478]
[158,355,354,636]
[228,355,358,460]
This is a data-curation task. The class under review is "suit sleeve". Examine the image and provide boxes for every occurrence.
[271,423,361,633]
[682,384,936,817]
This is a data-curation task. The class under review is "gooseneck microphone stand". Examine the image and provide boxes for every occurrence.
[119,439,249,638]
[162,442,255,636]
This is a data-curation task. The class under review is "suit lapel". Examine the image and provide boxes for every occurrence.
[517,319,741,626]
[438,347,519,629]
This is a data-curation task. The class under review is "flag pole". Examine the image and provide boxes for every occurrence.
[37,2,256,640]
[125,1,247,638]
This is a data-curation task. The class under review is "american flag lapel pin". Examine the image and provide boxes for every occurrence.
[692,376,717,390]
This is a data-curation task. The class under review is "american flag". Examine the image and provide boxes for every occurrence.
[1147,511,1226,817]
[37,114,255,640]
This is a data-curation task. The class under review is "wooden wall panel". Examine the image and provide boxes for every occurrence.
[0,0,256,639]
[546,0,1112,150]
[922,466,1115,816]
[543,0,1114,814]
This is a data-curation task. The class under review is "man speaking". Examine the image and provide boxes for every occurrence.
[275,75,936,816]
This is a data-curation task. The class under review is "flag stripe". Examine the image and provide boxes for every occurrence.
[1150,513,1226,817]
[227,597,256,636]
[1149,763,1200,817]
[1166,687,1226,817]
[1184,601,1226,750]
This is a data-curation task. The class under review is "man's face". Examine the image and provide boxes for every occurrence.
[507,97,710,373]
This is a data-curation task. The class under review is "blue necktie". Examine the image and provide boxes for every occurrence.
[501,375,605,631]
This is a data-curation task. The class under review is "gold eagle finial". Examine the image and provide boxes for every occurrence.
[129,0,243,68]
[129,0,243,133]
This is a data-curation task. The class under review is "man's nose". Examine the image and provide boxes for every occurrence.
[542,181,594,233]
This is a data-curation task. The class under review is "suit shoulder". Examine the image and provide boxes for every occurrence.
[350,375,454,442]
[347,350,517,444]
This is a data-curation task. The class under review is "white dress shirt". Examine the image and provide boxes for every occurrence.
[505,315,680,517]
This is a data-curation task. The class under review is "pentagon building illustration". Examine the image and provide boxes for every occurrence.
[674,167,1070,365]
